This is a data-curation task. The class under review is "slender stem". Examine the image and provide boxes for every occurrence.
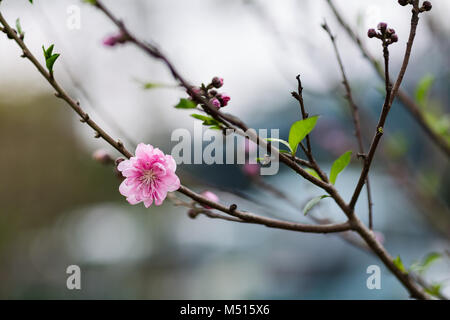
[178,186,351,233]
[322,21,374,229]
[291,75,329,183]
[350,5,419,210]
[325,0,450,158]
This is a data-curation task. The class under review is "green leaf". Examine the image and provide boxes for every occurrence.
[305,168,321,180]
[415,74,434,108]
[288,116,319,155]
[422,252,441,269]
[410,252,442,274]
[46,53,60,73]
[393,255,407,273]
[425,283,442,297]
[43,44,54,58]
[329,150,352,185]
[42,44,60,74]
[143,83,163,89]
[82,0,97,4]
[175,98,197,109]
[303,195,330,215]
[15,18,23,35]
[265,138,292,153]
[29,0,33,3]
[190,114,220,126]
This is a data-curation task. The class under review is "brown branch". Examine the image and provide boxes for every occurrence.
[350,3,419,210]
[177,186,351,234]
[0,12,132,159]
[0,12,349,236]
[93,1,344,202]
[90,1,431,299]
[0,3,432,300]
[322,21,374,229]
[325,0,450,158]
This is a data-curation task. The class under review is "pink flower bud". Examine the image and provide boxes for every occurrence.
[102,32,127,47]
[423,1,432,11]
[243,163,260,176]
[210,98,221,109]
[188,86,202,97]
[367,28,377,38]
[92,149,113,164]
[377,22,387,33]
[211,77,224,88]
[219,93,231,107]
[200,191,219,209]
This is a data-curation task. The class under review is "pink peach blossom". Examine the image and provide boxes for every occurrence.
[117,143,180,208]
[200,191,219,209]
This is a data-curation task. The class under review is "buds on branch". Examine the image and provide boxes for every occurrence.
[367,22,398,45]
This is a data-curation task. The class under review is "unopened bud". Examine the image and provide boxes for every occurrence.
[422,1,432,11]
[115,157,125,166]
[390,34,398,43]
[93,149,113,164]
[210,98,221,109]
[386,28,395,36]
[211,76,224,89]
[367,28,377,38]
[377,22,387,33]
[398,0,409,6]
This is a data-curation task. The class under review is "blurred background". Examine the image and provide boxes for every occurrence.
[0,0,449,299]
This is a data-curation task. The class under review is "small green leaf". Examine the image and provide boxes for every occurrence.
[265,138,292,153]
[29,0,33,3]
[422,252,441,269]
[305,168,321,180]
[425,283,442,297]
[43,44,54,58]
[415,74,434,108]
[42,45,60,74]
[303,195,330,215]
[82,0,97,4]
[175,98,197,109]
[410,252,442,274]
[46,54,60,73]
[288,116,319,155]
[190,114,220,126]
[15,18,23,35]
[393,255,407,273]
[329,150,352,185]
[143,83,162,89]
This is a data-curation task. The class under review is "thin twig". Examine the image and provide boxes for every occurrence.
[350,2,420,210]
[322,21,374,229]
[325,0,450,158]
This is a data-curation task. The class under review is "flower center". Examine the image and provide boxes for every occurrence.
[141,169,156,184]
